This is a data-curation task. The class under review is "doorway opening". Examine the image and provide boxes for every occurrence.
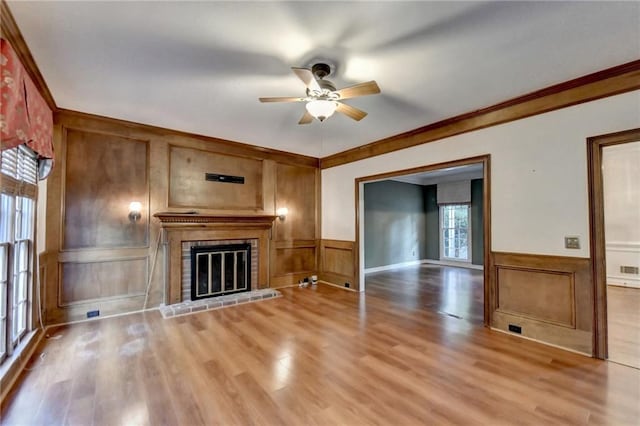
[588,128,640,367]
[355,155,491,326]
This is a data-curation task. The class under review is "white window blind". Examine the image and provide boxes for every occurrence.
[0,146,38,198]
[437,181,471,204]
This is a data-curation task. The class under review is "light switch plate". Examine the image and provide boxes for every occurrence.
[565,236,580,249]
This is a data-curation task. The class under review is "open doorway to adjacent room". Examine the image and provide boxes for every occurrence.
[590,129,640,367]
[356,155,490,326]
[589,129,640,368]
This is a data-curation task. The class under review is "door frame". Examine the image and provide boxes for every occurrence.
[355,154,491,326]
[587,127,640,359]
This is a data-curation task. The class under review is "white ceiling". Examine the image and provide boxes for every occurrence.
[390,163,483,186]
[8,1,640,158]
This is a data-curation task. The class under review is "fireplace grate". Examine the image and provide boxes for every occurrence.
[191,243,251,300]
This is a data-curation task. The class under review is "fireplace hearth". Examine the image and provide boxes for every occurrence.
[191,243,251,300]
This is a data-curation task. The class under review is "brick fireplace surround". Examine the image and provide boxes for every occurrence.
[154,213,277,305]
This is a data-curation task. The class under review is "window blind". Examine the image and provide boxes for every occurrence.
[0,146,37,198]
[437,180,471,204]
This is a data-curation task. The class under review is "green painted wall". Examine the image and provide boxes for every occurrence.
[364,181,428,268]
[364,179,484,269]
[423,184,439,260]
[471,178,484,265]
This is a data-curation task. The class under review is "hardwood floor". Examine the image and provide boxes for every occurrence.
[2,280,639,425]
[365,264,484,325]
[607,285,640,369]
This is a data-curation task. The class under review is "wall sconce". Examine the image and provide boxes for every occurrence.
[129,201,142,222]
[276,207,288,220]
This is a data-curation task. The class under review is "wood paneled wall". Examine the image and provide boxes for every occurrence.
[63,129,149,249]
[270,163,319,287]
[43,110,319,323]
[319,239,357,290]
[491,252,593,354]
[168,146,265,211]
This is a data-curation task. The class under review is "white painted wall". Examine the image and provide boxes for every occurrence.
[322,91,640,258]
[603,141,640,287]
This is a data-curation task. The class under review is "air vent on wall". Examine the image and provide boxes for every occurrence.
[620,265,639,275]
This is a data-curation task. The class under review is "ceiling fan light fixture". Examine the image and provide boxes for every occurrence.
[305,99,338,122]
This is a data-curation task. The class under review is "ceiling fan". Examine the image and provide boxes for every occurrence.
[259,63,381,124]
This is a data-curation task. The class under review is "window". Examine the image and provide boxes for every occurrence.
[440,204,471,262]
[0,146,37,365]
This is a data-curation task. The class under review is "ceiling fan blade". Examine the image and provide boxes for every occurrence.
[335,81,380,100]
[298,111,314,125]
[291,67,321,92]
[336,102,368,121]
[259,96,304,103]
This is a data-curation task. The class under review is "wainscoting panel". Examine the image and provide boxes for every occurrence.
[497,267,575,327]
[59,257,148,306]
[320,239,356,290]
[491,252,593,354]
[169,145,263,211]
[270,240,317,288]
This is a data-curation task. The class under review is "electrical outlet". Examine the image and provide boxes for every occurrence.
[508,324,522,334]
[87,310,100,318]
[564,236,580,249]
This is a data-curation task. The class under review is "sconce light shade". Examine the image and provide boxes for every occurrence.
[276,207,288,220]
[129,201,142,222]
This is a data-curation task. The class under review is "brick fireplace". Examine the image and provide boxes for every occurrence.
[154,213,277,305]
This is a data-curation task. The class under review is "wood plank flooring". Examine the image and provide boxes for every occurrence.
[365,264,484,325]
[607,285,640,369]
[2,272,639,425]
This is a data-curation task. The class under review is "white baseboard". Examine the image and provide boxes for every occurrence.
[365,260,424,274]
[422,259,484,271]
[365,259,484,274]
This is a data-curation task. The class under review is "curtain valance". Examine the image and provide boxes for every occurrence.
[437,180,471,204]
[1,38,54,159]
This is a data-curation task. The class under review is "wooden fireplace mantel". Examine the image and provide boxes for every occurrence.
[154,212,277,304]
[154,212,278,227]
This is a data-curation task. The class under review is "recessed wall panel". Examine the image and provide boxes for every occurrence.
[169,145,263,210]
[497,267,575,327]
[60,258,147,305]
[63,129,149,249]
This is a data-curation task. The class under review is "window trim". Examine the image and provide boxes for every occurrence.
[0,145,37,365]
[439,203,472,263]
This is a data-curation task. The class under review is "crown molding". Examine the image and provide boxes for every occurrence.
[321,60,640,169]
[55,108,320,168]
[0,0,57,111]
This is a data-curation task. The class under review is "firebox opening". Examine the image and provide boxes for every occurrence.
[191,243,251,300]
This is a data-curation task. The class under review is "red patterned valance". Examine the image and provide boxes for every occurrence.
[0,38,53,159]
